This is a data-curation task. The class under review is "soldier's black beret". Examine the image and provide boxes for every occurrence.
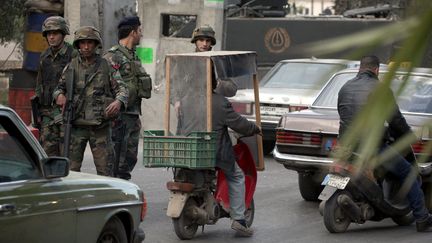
[118,16,141,29]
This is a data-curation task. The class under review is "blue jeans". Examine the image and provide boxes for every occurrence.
[221,162,246,220]
[380,144,429,220]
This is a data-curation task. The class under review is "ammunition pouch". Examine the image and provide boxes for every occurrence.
[136,73,152,99]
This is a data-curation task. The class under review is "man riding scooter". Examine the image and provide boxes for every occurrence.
[337,55,432,232]
[211,75,261,236]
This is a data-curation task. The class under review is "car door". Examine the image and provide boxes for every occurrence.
[0,116,77,243]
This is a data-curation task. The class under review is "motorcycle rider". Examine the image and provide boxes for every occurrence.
[212,76,261,236]
[337,55,432,232]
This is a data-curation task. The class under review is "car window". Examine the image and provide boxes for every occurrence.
[260,62,346,90]
[313,71,432,114]
[0,118,41,182]
[313,73,355,107]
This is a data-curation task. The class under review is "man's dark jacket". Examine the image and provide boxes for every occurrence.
[337,70,411,142]
[212,92,259,171]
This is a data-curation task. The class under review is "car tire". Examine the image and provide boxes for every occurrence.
[97,216,128,243]
[263,140,275,155]
[298,173,323,201]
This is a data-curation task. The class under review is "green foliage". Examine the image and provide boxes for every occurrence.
[309,0,432,183]
[0,0,26,44]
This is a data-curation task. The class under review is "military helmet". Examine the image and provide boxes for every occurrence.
[191,25,216,45]
[42,16,70,36]
[73,26,102,48]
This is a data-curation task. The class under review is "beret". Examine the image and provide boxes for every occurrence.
[118,16,141,29]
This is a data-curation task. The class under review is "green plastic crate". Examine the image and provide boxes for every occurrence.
[143,130,216,169]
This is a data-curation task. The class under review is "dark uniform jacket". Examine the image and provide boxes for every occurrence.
[212,92,259,171]
[337,70,411,143]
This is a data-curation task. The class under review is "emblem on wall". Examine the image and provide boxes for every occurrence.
[264,27,290,53]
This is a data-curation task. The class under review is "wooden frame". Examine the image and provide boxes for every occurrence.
[164,52,264,171]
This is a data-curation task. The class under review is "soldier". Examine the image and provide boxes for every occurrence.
[53,26,128,176]
[103,16,152,180]
[191,25,216,52]
[34,16,74,156]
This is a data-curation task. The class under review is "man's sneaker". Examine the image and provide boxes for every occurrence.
[416,215,432,232]
[231,219,253,237]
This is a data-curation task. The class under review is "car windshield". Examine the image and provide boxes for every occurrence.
[313,71,432,114]
[260,62,346,90]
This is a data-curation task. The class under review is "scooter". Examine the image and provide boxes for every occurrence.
[166,136,257,240]
[318,151,420,233]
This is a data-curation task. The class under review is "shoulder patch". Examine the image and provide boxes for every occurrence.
[112,64,121,70]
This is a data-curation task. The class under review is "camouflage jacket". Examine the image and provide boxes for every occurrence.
[104,44,151,115]
[35,42,75,112]
[53,54,128,125]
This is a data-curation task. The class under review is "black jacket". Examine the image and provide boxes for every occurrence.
[337,70,411,143]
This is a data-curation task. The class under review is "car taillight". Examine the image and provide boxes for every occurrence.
[289,105,308,112]
[140,191,147,221]
[231,102,253,115]
[276,130,321,146]
[412,141,425,154]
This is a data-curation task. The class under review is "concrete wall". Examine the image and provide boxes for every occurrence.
[138,0,224,130]
[64,0,136,50]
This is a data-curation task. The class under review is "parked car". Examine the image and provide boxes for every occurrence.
[0,105,146,243]
[229,58,360,154]
[273,68,432,201]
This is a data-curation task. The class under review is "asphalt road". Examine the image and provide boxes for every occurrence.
[81,143,431,243]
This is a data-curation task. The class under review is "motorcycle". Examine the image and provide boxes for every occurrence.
[318,150,420,233]
[166,136,257,240]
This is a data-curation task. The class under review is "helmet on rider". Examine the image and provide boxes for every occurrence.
[73,26,102,49]
[42,16,70,37]
[190,25,216,45]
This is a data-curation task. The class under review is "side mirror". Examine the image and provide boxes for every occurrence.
[42,157,70,179]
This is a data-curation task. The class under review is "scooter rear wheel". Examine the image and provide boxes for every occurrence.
[245,198,255,227]
[173,198,199,240]
[323,190,351,233]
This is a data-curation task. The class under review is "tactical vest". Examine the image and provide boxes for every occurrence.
[108,45,152,113]
[39,44,74,106]
[68,57,114,126]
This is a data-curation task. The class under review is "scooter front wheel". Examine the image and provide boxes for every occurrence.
[323,190,351,233]
[173,198,199,240]
[245,198,255,227]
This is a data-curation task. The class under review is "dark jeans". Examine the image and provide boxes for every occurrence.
[380,144,429,221]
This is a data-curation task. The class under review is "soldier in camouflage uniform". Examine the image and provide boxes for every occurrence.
[53,26,128,176]
[191,25,216,52]
[104,16,152,180]
[35,16,75,156]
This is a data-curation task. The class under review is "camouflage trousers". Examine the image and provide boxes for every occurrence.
[67,123,115,176]
[40,107,63,157]
[112,113,141,180]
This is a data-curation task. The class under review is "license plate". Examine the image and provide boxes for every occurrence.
[322,174,350,189]
[260,106,289,116]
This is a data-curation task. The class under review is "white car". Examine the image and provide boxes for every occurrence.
[229,58,360,154]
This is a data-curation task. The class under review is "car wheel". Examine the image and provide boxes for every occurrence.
[323,190,351,233]
[298,173,323,201]
[97,216,127,243]
[173,198,199,240]
[244,198,255,227]
[263,140,275,155]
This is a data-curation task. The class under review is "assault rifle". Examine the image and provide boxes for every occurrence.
[63,68,74,158]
